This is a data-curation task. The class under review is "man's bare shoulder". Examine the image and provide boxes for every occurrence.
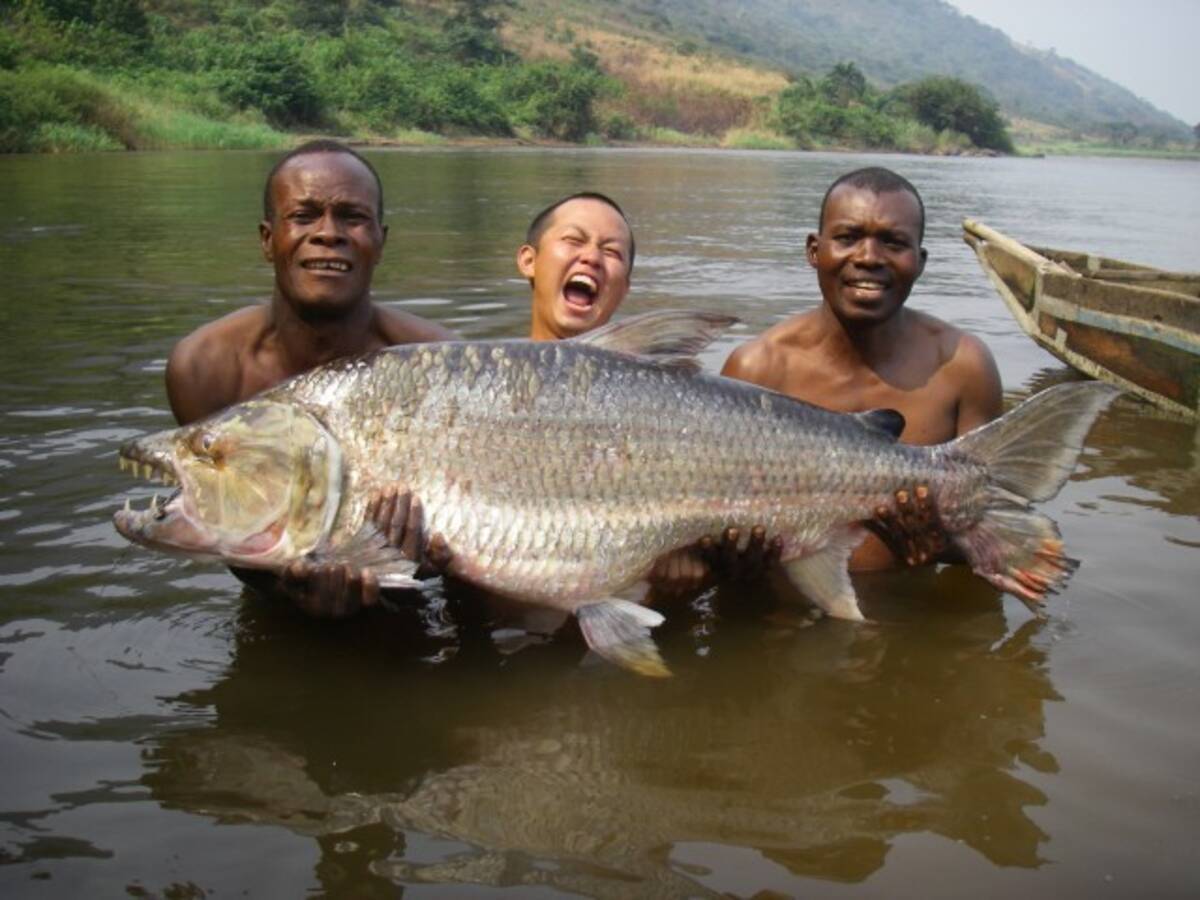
[906,309,998,376]
[905,309,1002,431]
[166,306,268,424]
[375,305,456,345]
[721,312,819,381]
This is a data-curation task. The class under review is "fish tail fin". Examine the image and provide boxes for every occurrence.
[576,599,671,677]
[951,382,1118,502]
[953,507,1077,614]
[948,382,1118,610]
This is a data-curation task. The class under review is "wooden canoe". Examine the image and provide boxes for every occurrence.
[962,219,1200,419]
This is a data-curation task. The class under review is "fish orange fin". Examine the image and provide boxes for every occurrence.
[951,507,1077,614]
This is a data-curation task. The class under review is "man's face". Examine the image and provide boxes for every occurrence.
[806,185,926,326]
[260,152,387,317]
[518,198,632,340]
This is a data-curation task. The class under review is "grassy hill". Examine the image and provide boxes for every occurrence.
[1,0,1193,155]
[565,0,1189,141]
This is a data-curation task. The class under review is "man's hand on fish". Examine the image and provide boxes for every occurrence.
[648,526,785,597]
[365,486,454,577]
[701,526,785,580]
[865,484,953,567]
[281,560,381,619]
[278,487,453,619]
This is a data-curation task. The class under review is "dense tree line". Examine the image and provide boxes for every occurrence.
[1,0,612,151]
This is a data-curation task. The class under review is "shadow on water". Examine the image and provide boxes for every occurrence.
[138,569,1059,897]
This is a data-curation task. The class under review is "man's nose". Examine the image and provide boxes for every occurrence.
[310,210,345,243]
[852,236,882,264]
[578,241,603,265]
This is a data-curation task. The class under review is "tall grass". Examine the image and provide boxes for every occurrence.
[0,65,288,152]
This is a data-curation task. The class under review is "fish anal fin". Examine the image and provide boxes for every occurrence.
[576,599,671,677]
[783,529,866,621]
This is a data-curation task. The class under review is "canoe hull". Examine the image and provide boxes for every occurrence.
[963,219,1200,419]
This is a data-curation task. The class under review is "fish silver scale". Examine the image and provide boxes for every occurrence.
[269,341,987,609]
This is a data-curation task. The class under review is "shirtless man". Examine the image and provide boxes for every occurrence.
[722,166,1003,570]
[166,139,454,615]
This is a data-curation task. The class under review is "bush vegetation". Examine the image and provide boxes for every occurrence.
[1,1,1017,155]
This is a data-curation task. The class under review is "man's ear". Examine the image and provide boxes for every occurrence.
[259,220,274,262]
[516,243,537,280]
[805,233,819,268]
[917,246,928,277]
[378,223,388,259]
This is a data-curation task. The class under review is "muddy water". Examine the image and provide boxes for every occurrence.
[0,149,1197,898]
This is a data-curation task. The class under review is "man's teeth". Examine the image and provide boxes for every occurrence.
[566,274,598,295]
[304,260,350,271]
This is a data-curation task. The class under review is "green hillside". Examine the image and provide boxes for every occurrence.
[1,0,1192,155]
[539,0,1190,142]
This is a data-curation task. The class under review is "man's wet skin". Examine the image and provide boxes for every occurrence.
[722,173,1003,571]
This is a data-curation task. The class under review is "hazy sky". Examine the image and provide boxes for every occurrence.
[946,0,1200,126]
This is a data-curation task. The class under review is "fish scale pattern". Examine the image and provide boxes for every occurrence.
[283,341,989,608]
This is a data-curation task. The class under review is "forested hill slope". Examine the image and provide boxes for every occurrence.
[533,0,1188,139]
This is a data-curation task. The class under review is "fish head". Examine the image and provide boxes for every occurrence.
[113,400,342,567]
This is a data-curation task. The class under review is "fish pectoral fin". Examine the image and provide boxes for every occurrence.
[306,523,424,589]
[576,599,671,678]
[783,530,866,621]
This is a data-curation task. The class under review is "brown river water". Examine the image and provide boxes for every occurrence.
[0,148,1197,898]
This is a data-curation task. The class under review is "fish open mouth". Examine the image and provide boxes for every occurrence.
[117,448,181,521]
[563,273,599,309]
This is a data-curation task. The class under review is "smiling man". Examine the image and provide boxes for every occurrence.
[166,140,453,426]
[165,140,453,616]
[721,167,1002,570]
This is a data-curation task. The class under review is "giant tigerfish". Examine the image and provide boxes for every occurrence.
[114,311,1117,675]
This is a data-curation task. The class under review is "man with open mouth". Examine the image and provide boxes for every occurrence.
[517,191,636,342]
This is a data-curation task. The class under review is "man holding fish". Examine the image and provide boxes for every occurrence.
[159,142,997,622]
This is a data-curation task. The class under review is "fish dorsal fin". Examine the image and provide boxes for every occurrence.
[853,409,905,441]
[575,310,740,372]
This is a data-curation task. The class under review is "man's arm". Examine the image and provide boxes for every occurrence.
[951,333,1003,436]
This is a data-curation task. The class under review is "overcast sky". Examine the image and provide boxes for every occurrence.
[945,0,1200,126]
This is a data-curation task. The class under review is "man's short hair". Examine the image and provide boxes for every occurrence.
[525,191,636,271]
[818,167,925,243]
[262,139,385,222]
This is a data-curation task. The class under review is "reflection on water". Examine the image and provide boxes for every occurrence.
[140,572,1055,896]
[1,149,1199,897]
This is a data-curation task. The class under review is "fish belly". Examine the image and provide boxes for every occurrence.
[317,341,965,609]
